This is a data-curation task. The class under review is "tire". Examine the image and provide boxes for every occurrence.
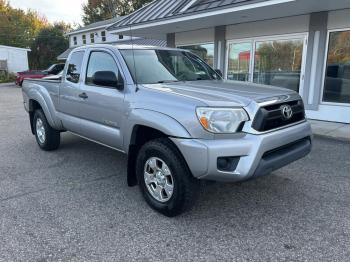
[136,138,199,217]
[33,109,60,151]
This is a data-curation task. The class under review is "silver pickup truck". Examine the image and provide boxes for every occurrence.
[22,44,312,216]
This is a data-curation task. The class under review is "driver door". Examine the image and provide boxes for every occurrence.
[75,49,125,150]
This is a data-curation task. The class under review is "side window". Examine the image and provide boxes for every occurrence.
[101,31,106,42]
[66,51,84,84]
[86,51,119,87]
[90,33,95,43]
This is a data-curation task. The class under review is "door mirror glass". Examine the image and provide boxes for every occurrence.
[92,71,123,89]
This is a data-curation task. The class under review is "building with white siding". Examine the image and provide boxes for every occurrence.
[0,45,30,73]
[58,17,166,60]
[107,0,350,124]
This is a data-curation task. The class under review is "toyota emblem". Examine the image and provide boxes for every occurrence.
[280,104,293,120]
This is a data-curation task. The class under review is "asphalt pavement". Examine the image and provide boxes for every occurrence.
[1,83,350,261]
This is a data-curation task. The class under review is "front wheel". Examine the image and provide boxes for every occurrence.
[33,109,60,151]
[136,138,199,217]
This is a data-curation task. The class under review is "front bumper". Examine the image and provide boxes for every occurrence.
[170,121,312,182]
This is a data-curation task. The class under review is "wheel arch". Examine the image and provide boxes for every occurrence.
[125,109,192,187]
[27,88,62,132]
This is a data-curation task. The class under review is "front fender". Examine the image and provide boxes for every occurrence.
[123,109,191,152]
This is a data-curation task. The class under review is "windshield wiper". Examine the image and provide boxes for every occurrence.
[157,80,179,83]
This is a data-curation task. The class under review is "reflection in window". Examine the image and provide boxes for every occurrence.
[253,38,304,92]
[66,51,85,83]
[180,43,214,67]
[120,49,219,84]
[227,42,252,81]
[323,30,350,104]
[86,52,119,86]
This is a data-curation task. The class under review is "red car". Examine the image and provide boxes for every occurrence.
[16,63,65,86]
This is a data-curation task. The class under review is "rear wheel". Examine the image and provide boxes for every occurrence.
[136,138,199,217]
[33,109,60,151]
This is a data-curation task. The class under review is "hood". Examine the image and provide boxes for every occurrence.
[142,80,297,107]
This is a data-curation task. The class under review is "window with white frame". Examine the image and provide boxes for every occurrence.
[73,36,77,45]
[90,33,95,43]
[82,34,86,45]
[179,43,214,67]
[101,31,106,42]
[322,29,350,104]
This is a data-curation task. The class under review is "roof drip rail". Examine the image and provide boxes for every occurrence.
[179,0,200,13]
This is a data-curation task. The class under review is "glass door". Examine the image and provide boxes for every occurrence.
[227,42,253,82]
[322,29,350,104]
[226,34,307,94]
[253,37,305,92]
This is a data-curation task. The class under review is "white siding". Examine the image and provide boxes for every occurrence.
[69,29,131,48]
[328,9,350,29]
[0,46,29,73]
[175,27,215,46]
[226,15,310,40]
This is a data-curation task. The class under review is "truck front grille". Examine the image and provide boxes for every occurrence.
[252,99,305,132]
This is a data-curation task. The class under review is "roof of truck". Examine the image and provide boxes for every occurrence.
[71,43,183,52]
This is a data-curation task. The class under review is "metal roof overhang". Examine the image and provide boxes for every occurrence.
[107,0,350,39]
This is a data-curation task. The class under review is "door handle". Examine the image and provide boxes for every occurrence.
[78,92,88,99]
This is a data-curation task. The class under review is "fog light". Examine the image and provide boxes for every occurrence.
[217,157,240,172]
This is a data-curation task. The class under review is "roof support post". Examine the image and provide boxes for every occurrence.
[303,12,328,110]
[166,33,175,48]
[214,25,226,73]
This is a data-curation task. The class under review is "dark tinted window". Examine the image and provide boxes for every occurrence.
[323,30,350,104]
[66,51,84,83]
[86,51,119,86]
[49,64,64,75]
[180,43,214,66]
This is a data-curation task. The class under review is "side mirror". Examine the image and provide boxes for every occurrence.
[215,69,223,78]
[92,71,123,90]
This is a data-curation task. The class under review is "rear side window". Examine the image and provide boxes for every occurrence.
[66,51,84,83]
[86,51,120,86]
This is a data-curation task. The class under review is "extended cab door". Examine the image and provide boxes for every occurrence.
[58,51,85,133]
[76,48,126,150]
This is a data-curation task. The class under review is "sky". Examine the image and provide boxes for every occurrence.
[9,0,87,25]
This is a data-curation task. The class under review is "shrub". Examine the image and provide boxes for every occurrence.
[0,72,16,84]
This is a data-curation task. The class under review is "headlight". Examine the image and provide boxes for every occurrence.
[196,107,249,133]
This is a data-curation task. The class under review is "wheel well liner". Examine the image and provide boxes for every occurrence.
[127,125,168,187]
[29,100,42,134]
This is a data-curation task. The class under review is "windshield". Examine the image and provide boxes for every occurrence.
[120,49,221,84]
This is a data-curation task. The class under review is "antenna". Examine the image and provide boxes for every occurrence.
[128,12,138,89]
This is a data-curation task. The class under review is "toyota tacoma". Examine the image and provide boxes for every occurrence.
[22,44,312,216]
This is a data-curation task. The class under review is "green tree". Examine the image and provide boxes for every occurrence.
[82,0,153,25]
[0,0,47,48]
[29,23,70,69]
